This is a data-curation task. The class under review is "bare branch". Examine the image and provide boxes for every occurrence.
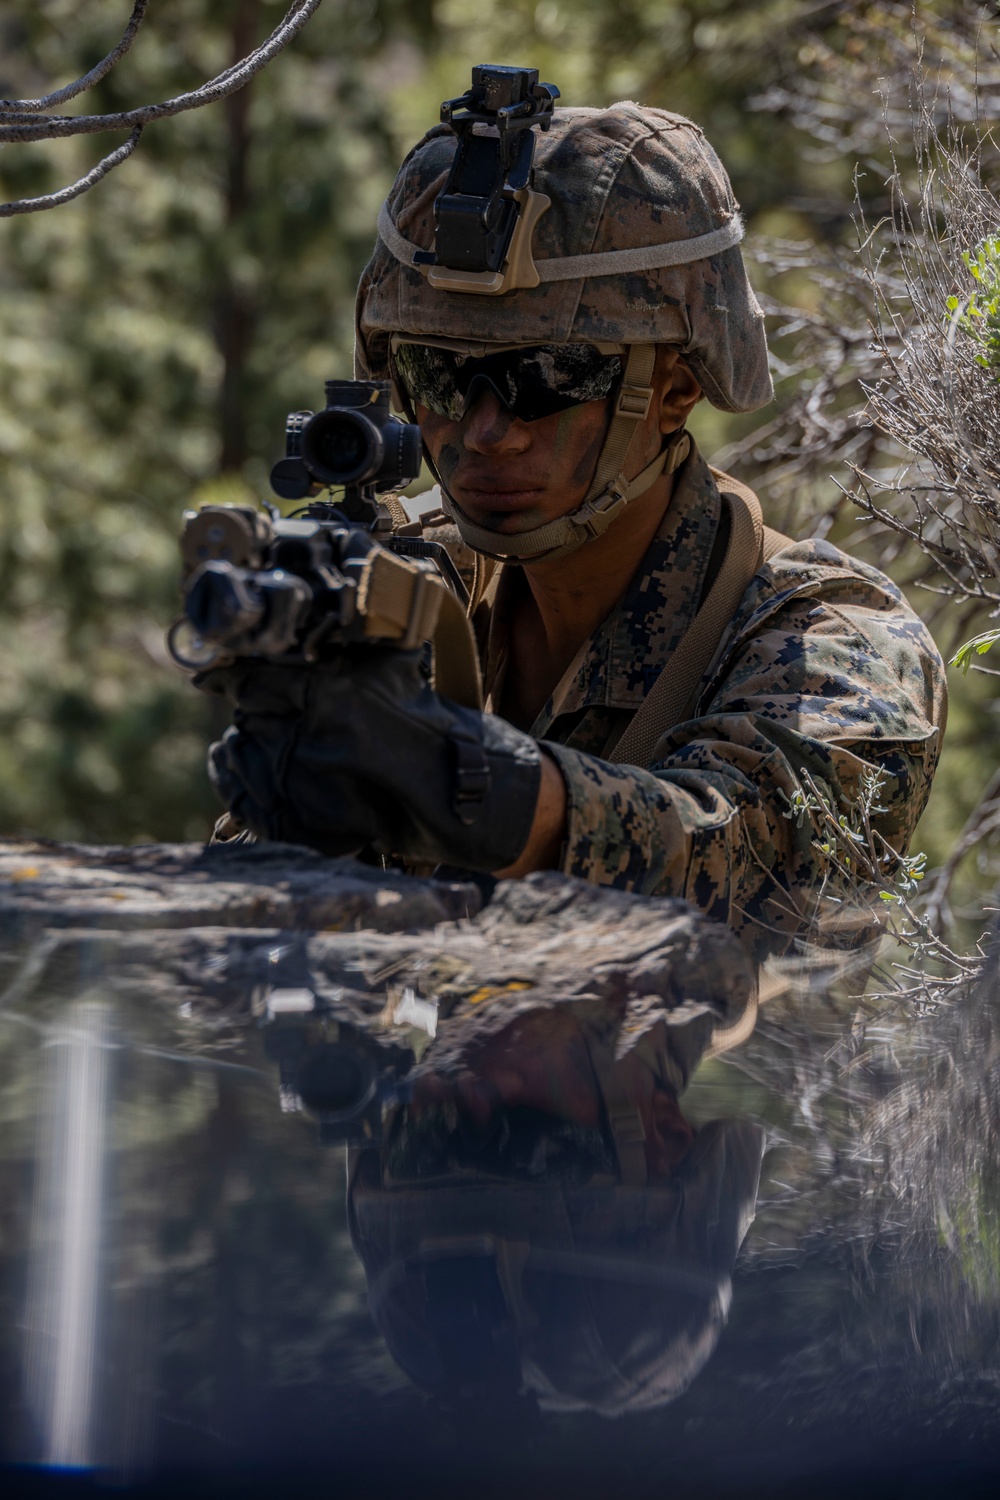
[0,1,151,114]
[0,126,142,218]
[922,767,1000,935]
[720,6,1000,630]
[849,106,1000,611]
[0,0,324,145]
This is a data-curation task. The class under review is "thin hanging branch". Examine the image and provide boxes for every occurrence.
[0,0,324,214]
[0,0,324,142]
[0,1,151,114]
[0,126,143,218]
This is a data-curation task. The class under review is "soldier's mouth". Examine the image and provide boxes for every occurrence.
[451,483,548,530]
[456,484,544,510]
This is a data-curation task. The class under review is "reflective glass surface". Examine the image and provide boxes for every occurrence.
[1,875,999,1500]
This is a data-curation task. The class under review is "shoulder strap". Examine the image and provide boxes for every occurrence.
[608,470,792,768]
[467,551,498,616]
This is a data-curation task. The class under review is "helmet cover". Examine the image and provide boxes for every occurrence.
[355,103,773,415]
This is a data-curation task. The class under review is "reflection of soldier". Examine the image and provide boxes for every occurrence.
[205,76,945,959]
[347,1000,765,1413]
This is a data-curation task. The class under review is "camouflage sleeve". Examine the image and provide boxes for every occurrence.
[543,563,946,959]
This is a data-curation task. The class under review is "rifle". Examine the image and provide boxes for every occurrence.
[166,379,481,709]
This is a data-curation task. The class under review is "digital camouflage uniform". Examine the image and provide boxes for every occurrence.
[355,100,947,959]
[407,445,944,961]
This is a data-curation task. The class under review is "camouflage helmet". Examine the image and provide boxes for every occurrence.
[355,100,772,562]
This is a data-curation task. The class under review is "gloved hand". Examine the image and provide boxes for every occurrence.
[196,649,543,872]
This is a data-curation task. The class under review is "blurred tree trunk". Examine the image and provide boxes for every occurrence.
[217,0,259,475]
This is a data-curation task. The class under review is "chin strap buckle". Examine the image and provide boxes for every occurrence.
[576,483,630,542]
[576,431,692,544]
[615,383,654,421]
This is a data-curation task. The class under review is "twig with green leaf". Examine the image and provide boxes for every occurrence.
[782,766,981,1004]
[950,627,1000,673]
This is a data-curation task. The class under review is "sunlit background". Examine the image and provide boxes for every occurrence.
[0,0,993,925]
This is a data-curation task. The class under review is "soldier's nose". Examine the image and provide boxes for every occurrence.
[461,384,531,456]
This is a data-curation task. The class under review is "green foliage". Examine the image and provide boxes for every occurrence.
[781,764,925,906]
[0,0,858,844]
[780,764,978,1002]
[778,775,926,911]
[946,237,1000,372]
[0,0,995,868]
[950,626,1000,673]
[0,0,399,840]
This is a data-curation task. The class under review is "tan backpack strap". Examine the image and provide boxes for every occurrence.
[608,476,766,768]
[713,466,794,563]
[430,587,484,710]
[466,551,497,616]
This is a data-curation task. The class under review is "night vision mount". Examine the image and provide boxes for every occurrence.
[416,64,559,296]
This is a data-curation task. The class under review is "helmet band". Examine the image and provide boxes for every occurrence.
[377,199,745,284]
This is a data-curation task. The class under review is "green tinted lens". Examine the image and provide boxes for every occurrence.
[394,343,623,423]
[514,345,623,418]
[394,343,467,420]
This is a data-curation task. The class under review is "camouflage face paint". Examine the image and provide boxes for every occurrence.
[463,393,519,447]
[435,440,462,485]
[543,393,616,494]
[568,409,610,492]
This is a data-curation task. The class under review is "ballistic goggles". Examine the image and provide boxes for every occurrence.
[389,335,626,424]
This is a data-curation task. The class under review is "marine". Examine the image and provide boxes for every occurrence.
[198,71,948,1407]
[204,68,946,961]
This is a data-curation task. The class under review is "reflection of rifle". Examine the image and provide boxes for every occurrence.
[264,1002,419,1149]
[166,379,481,708]
[256,943,424,1148]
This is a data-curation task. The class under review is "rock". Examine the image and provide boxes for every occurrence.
[0,841,753,1087]
[0,837,480,945]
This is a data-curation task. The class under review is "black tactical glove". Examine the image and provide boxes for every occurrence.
[196,650,543,872]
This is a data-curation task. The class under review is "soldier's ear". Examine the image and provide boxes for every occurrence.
[655,350,703,435]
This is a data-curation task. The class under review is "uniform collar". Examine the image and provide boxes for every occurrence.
[481,442,722,740]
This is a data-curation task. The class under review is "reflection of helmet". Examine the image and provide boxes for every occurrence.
[348,1118,765,1415]
[355,103,773,562]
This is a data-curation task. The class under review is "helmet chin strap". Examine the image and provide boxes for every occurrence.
[438,345,692,565]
